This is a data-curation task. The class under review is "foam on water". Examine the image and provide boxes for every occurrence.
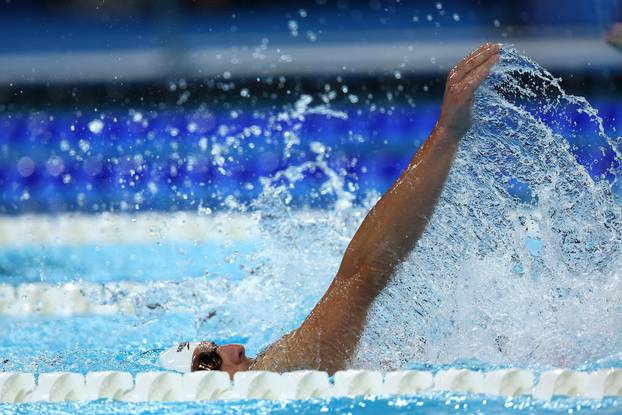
[185,123,363,354]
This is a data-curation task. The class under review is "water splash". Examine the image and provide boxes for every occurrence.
[126,96,359,355]
[13,47,621,373]
[352,47,622,369]
[126,47,622,368]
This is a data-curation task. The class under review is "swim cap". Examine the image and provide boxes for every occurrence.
[159,341,201,372]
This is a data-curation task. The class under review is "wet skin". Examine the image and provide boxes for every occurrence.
[214,344,252,377]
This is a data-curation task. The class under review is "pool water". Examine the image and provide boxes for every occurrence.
[7,394,622,415]
[1,47,621,414]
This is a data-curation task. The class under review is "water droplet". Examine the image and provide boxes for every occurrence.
[88,119,104,134]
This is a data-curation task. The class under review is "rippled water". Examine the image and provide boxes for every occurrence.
[33,46,620,370]
[4,394,622,415]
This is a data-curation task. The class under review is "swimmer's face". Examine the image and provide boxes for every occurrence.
[191,341,252,378]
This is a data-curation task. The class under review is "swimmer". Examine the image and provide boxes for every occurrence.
[191,43,501,377]
[606,22,622,52]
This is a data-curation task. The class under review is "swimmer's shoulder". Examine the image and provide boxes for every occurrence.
[250,330,311,372]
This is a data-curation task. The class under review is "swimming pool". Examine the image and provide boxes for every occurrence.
[0,215,621,414]
[1,47,621,414]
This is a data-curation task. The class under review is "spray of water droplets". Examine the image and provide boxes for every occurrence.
[352,47,622,369]
[127,47,621,368]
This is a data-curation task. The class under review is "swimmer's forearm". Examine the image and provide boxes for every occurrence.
[336,125,460,290]
[336,43,499,292]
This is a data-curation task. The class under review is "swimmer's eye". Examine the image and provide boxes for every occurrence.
[191,341,223,371]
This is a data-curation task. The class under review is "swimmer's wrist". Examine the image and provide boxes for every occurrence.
[431,124,462,150]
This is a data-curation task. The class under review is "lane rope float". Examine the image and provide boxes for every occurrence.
[0,368,620,403]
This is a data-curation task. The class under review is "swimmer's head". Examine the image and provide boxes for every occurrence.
[191,341,252,378]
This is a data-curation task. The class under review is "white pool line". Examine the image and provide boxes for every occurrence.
[0,282,155,316]
[0,211,331,315]
[0,213,260,247]
[0,368,620,403]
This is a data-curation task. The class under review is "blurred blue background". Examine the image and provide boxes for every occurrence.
[0,0,621,213]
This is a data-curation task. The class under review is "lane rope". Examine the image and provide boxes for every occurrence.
[0,213,259,247]
[0,368,620,403]
[0,282,157,316]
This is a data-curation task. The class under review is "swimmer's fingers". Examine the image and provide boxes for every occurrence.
[449,43,491,80]
[436,43,499,138]
[449,43,499,84]
[457,52,499,95]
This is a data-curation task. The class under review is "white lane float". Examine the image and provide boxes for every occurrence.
[123,372,183,402]
[383,370,434,394]
[281,370,331,399]
[0,282,148,316]
[0,372,35,403]
[84,371,134,401]
[12,284,49,314]
[333,370,383,397]
[233,371,285,400]
[532,369,590,400]
[29,372,86,402]
[0,212,258,247]
[0,368,619,402]
[434,369,485,394]
[0,285,15,313]
[483,369,534,397]
[182,371,232,401]
[582,369,622,399]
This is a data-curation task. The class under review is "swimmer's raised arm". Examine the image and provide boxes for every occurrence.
[249,43,500,374]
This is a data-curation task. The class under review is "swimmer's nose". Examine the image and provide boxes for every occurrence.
[221,344,247,364]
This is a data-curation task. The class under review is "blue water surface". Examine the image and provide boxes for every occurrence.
[1,240,621,414]
[0,241,258,284]
[4,394,622,415]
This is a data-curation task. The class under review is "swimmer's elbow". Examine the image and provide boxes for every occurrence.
[336,256,394,296]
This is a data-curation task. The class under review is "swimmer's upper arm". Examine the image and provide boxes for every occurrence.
[252,262,377,373]
[288,262,381,372]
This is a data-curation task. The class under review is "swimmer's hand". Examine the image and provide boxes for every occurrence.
[436,43,500,139]
[606,23,622,52]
